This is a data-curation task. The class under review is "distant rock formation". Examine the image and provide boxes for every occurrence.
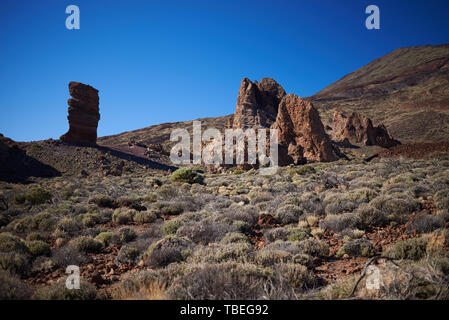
[273,94,337,164]
[60,82,100,145]
[229,78,286,129]
[331,110,400,148]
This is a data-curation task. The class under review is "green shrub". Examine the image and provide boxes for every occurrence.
[14,187,52,205]
[26,240,51,257]
[289,166,316,176]
[143,235,192,268]
[370,195,421,216]
[276,263,318,290]
[88,194,115,208]
[31,212,57,232]
[55,218,81,235]
[336,239,376,258]
[80,213,100,227]
[170,168,204,184]
[162,219,181,235]
[166,262,277,300]
[232,220,251,233]
[116,246,141,265]
[434,190,449,212]
[276,204,303,224]
[95,232,114,247]
[112,208,136,225]
[287,228,311,242]
[115,196,145,210]
[70,236,103,253]
[411,214,445,233]
[208,243,253,263]
[386,237,429,261]
[0,233,31,275]
[320,213,359,232]
[299,238,329,257]
[10,216,32,233]
[26,232,49,242]
[264,227,290,243]
[255,249,292,266]
[117,228,137,243]
[355,203,389,230]
[0,269,33,299]
[0,232,29,254]
[0,252,30,276]
[221,232,249,244]
[133,210,157,224]
[35,279,97,300]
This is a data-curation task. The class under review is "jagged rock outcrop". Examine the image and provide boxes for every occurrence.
[60,82,100,145]
[331,110,400,148]
[273,94,337,164]
[229,78,286,129]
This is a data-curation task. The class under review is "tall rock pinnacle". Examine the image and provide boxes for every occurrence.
[60,82,100,145]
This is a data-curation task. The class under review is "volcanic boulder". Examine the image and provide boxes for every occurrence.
[229,78,286,129]
[331,110,400,148]
[60,82,100,145]
[273,94,337,164]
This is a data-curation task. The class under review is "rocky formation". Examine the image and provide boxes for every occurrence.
[60,82,100,145]
[331,110,400,148]
[229,78,286,129]
[273,94,337,164]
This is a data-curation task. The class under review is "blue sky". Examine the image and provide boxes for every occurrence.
[1,0,448,142]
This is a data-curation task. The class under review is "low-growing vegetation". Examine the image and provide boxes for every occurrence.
[1,156,449,300]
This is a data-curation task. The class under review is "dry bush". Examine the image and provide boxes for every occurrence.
[176,219,237,244]
[411,215,445,234]
[143,235,192,268]
[113,280,167,300]
[320,213,359,232]
[35,279,97,300]
[0,269,33,299]
[166,262,298,300]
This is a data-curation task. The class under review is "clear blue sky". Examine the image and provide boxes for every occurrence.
[1,0,448,142]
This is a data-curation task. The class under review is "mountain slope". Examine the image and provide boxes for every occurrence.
[308,44,449,143]
[97,115,232,153]
[98,44,449,149]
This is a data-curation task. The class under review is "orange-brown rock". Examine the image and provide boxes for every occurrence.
[331,110,400,148]
[60,82,100,145]
[273,94,337,164]
[229,78,286,129]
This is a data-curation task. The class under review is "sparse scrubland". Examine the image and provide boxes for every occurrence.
[1,156,449,300]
